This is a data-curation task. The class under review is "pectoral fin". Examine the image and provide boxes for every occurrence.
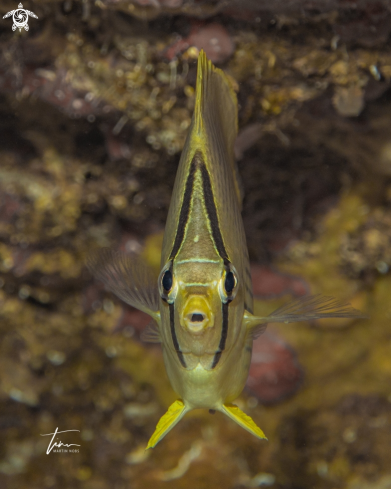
[146,400,187,449]
[222,403,267,440]
[87,248,160,323]
[245,294,367,337]
[140,320,161,343]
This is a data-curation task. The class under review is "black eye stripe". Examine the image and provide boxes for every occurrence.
[199,160,229,265]
[169,303,186,368]
[211,302,229,369]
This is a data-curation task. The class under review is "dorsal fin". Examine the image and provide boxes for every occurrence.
[194,51,237,136]
[192,50,242,204]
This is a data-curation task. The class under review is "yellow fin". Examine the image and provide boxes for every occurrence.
[146,399,187,449]
[195,49,237,136]
[193,50,242,205]
[222,403,268,440]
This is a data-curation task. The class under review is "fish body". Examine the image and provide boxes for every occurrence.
[88,51,367,449]
[158,53,252,415]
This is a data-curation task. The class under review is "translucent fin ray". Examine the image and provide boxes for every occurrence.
[140,320,161,343]
[250,323,268,340]
[146,400,187,449]
[86,248,160,319]
[222,403,267,440]
[249,294,367,327]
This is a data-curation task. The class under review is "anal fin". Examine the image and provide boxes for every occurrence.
[146,399,187,449]
[222,403,268,440]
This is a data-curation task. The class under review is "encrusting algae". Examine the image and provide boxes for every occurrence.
[2,2,391,486]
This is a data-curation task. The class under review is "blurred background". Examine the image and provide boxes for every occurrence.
[0,0,391,488]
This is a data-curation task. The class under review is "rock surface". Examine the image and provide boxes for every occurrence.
[0,1,391,488]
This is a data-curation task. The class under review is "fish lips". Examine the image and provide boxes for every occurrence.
[180,294,215,335]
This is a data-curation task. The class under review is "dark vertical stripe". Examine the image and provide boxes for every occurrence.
[195,155,231,369]
[169,303,186,367]
[211,302,229,369]
[211,352,221,369]
[169,152,230,265]
[168,151,233,370]
[199,162,229,265]
[169,158,197,260]
[219,302,229,351]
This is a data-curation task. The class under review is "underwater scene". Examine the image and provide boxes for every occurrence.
[1,1,391,488]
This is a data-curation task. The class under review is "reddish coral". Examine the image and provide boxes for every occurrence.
[165,22,234,63]
[105,132,133,162]
[0,65,111,119]
[247,332,303,404]
[114,306,151,336]
[251,265,309,299]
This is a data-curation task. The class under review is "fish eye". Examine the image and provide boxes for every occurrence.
[162,269,173,291]
[225,271,235,293]
[158,262,177,303]
[219,265,239,303]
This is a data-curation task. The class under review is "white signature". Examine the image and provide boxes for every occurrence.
[40,428,81,454]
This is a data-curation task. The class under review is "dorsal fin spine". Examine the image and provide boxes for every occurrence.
[194,50,209,136]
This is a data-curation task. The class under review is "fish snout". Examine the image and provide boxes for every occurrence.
[181,296,214,335]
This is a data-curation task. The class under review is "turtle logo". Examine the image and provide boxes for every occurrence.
[3,3,38,32]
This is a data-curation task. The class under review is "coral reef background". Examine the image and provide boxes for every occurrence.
[1,1,391,488]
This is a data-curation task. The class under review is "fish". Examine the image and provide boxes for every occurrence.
[87,51,367,449]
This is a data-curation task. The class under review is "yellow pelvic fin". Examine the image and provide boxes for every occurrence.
[222,403,268,440]
[146,399,187,449]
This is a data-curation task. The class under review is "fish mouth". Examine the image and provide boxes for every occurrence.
[181,296,214,335]
[184,311,208,334]
[191,313,204,322]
